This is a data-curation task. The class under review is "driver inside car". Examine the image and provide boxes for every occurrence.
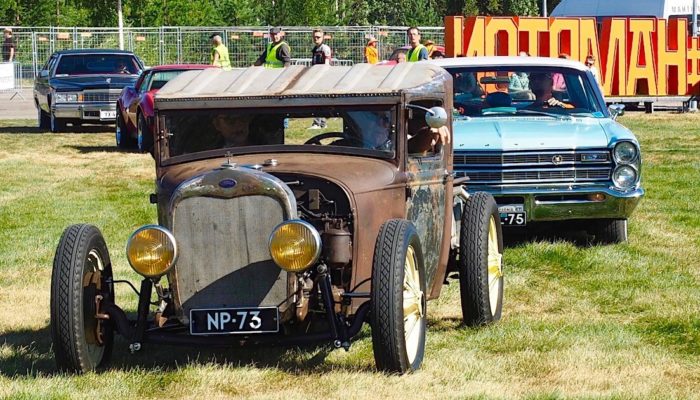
[213,114,251,148]
[528,72,574,109]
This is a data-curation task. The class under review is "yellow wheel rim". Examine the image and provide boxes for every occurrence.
[403,245,424,364]
[487,216,503,314]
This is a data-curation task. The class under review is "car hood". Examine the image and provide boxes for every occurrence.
[453,116,615,151]
[49,75,139,90]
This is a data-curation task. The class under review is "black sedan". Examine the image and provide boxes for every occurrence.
[34,49,143,132]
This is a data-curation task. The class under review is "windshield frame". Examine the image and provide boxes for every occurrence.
[158,104,400,166]
[445,65,608,119]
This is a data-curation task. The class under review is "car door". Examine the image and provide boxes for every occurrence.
[404,99,449,289]
[35,55,57,112]
[127,71,151,127]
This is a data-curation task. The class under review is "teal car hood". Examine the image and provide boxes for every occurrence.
[453,117,614,151]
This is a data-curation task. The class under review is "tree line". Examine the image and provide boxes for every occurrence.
[1,0,562,27]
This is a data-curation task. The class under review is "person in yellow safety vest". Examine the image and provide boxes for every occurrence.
[406,27,428,62]
[254,27,291,68]
[210,34,231,70]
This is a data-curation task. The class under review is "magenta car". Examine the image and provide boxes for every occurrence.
[116,64,214,152]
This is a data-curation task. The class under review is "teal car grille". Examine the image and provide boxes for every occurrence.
[454,150,612,184]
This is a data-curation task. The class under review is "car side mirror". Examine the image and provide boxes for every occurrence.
[38,70,48,78]
[608,104,625,120]
[405,104,448,129]
[425,106,448,128]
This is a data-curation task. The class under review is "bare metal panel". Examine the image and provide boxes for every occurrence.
[172,195,287,315]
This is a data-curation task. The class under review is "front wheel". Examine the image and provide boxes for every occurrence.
[115,108,133,149]
[137,113,153,154]
[50,111,65,133]
[371,219,427,374]
[38,106,50,130]
[50,224,114,373]
[459,192,504,326]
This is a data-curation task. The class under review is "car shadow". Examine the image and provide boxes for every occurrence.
[0,125,113,134]
[503,222,593,248]
[69,145,139,154]
[0,324,376,377]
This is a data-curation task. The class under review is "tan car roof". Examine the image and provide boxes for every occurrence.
[155,63,450,102]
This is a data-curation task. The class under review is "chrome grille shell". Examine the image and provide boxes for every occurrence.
[164,164,297,324]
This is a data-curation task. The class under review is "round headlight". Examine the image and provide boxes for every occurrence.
[126,225,178,278]
[269,220,321,272]
[612,165,638,190]
[613,142,638,164]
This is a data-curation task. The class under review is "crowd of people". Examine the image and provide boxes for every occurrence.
[208,26,434,70]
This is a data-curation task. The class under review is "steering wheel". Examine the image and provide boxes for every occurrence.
[304,131,363,147]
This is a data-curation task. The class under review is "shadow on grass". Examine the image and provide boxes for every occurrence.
[0,325,375,377]
[0,125,112,134]
[503,222,594,248]
[69,145,139,154]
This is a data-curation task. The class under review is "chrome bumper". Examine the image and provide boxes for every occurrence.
[472,184,644,222]
[51,102,116,121]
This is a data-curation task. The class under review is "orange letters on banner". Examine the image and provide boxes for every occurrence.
[627,19,658,95]
[515,17,549,56]
[449,16,700,97]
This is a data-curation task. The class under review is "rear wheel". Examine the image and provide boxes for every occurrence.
[51,224,114,373]
[459,192,504,326]
[590,219,628,244]
[371,219,427,374]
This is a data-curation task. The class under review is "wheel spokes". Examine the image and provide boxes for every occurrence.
[487,216,503,313]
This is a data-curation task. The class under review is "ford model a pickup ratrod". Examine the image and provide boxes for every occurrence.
[50,63,504,374]
[431,57,644,244]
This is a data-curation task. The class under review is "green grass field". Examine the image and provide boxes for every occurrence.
[0,114,698,399]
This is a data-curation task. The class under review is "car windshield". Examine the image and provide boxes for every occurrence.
[150,70,190,90]
[447,66,605,118]
[163,106,396,160]
[54,54,140,76]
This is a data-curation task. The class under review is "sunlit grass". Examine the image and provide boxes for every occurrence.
[0,114,699,399]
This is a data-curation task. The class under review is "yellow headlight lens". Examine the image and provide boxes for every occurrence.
[126,226,178,278]
[269,220,321,272]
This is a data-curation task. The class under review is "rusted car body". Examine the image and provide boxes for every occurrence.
[50,63,504,374]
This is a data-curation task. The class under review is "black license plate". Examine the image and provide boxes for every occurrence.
[499,211,527,226]
[190,307,279,335]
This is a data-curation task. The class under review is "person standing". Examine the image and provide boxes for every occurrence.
[586,55,602,89]
[364,36,378,64]
[209,34,231,70]
[254,27,291,68]
[2,27,15,62]
[309,29,331,129]
[406,27,428,62]
[311,29,331,66]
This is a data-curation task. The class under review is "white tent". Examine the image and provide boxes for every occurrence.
[551,0,699,19]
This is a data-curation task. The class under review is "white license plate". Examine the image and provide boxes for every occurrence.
[189,306,279,335]
[498,204,526,226]
[99,110,116,120]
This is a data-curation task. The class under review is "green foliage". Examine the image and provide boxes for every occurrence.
[0,0,564,27]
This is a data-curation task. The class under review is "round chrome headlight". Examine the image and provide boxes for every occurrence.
[613,142,638,164]
[612,165,638,190]
[269,220,321,272]
[126,225,178,278]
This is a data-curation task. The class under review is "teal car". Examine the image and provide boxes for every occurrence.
[431,57,643,243]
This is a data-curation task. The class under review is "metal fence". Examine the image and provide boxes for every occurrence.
[5,25,444,84]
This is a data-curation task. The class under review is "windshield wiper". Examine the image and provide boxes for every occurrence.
[515,109,572,120]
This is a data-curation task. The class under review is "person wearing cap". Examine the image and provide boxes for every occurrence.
[210,34,231,70]
[2,27,15,62]
[364,36,378,64]
[254,27,291,68]
[424,39,436,58]
[406,27,428,62]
